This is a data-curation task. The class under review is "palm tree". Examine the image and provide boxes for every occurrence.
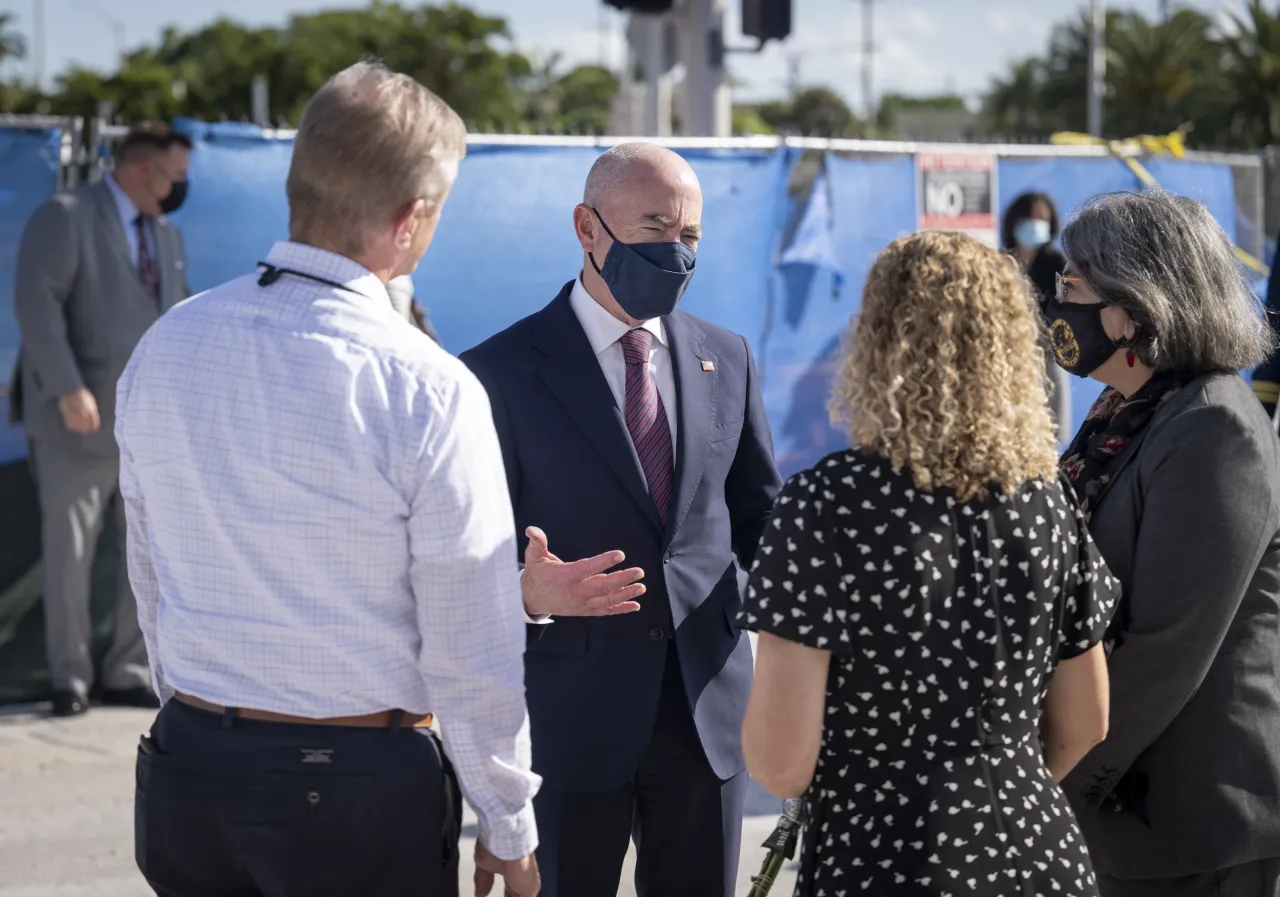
[0,12,27,66]
[1105,9,1218,138]
[1218,0,1280,148]
[984,57,1054,140]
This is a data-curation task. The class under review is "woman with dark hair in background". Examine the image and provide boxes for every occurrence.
[1005,190,1073,443]
[1046,190,1280,896]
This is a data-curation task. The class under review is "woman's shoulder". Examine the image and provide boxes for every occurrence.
[1150,372,1278,455]
[793,449,912,491]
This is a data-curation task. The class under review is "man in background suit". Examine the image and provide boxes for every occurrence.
[462,142,783,897]
[10,122,192,716]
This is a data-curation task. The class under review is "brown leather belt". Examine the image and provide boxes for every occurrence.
[175,692,433,729]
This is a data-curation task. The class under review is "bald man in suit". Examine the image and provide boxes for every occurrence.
[462,143,782,897]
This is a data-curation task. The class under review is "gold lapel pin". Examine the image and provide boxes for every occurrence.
[700,359,716,372]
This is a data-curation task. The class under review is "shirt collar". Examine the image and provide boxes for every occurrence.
[106,174,142,226]
[568,275,665,357]
[263,241,394,309]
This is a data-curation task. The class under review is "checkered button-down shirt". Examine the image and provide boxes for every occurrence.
[115,241,539,859]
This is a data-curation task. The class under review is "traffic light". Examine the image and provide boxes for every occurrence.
[604,0,675,12]
[742,0,791,42]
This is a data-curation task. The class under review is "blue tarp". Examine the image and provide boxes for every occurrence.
[0,128,1249,480]
[0,128,61,465]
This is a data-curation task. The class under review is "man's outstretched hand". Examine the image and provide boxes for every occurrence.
[521,526,644,617]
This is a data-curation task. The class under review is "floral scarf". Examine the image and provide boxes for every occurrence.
[1060,371,1193,521]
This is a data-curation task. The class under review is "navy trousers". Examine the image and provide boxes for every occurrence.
[135,700,461,897]
[533,645,747,897]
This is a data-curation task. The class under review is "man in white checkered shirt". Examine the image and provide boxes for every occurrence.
[116,63,643,897]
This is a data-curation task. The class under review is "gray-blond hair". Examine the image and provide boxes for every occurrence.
[1061,190,1272,373]
[287,61,466,257]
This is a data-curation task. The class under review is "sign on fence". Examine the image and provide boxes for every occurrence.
[917,151,998,247]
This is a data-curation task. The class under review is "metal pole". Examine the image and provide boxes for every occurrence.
[1159,0,1169,22]
[1087,0,1106,137]
[32,0,44,90]
[637,15,672,137]
[679,0,729,137]
[861,0,875,121]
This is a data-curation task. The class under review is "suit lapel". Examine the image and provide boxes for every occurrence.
[665,314,717,544]
[93,182,134,275]
[533,288,664,535]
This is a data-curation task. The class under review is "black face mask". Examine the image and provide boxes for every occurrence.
[159,179,188,215]
[1045,299,1132,377]
[587,209,696,321]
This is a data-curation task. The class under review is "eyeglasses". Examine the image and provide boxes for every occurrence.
[1054,272,1084,303]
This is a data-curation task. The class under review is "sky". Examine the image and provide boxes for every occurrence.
[0,0,1247,110]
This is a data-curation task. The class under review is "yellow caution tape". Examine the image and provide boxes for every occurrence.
[1049,129,1269,277]
[1253,380,1280,405]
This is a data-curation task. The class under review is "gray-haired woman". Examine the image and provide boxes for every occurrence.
[1045,190,1280,896]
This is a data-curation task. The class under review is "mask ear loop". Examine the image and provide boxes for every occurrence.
[586,207,619,276]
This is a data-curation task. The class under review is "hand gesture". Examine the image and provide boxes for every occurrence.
[521,526,644,617]
[58,388,100,434]
[474,841,540,897]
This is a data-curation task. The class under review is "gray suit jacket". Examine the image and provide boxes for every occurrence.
[1064,372,1280,879]
[8,181,189,458]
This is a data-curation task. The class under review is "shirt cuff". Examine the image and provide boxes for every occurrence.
[477,800,539,861]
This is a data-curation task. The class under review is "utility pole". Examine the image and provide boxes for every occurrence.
[1087,0,1106,137]
[32,0,45,90]
[861,0,876,121]
[1158,0,1170,22]
[679,0,730,136]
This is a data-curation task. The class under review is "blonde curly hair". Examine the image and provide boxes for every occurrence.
[829,230,1060,501]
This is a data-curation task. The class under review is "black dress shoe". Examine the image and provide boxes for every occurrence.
[99,687,161,709]
[50,689,90,718]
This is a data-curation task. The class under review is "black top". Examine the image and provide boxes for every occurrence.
[1025,245,1067,306]
[738,450,1119,896]
[1061,372,1280,878]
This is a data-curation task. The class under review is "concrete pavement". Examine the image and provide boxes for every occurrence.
[0,704,798,897]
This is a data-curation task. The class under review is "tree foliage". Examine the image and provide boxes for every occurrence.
[1,2,614,133]
[984,2,1280,149]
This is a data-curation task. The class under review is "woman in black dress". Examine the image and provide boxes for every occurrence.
[739,231,1118,896]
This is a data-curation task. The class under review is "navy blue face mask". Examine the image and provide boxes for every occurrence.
[587,208,697,321]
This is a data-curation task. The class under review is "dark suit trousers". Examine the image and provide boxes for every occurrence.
[135,701,461,897]
[533,644,747,897]
[1099,861,1280,897]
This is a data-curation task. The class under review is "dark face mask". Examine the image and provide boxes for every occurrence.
[159,179,188,215]
[1045,298,1131,377]
[587,208,696,321]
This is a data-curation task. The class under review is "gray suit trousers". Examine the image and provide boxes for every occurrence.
[32,439,148,693]
[1100,860,1280,897]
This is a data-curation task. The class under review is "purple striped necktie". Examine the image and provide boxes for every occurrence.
[619,328,675,526]
[135,215,160,303]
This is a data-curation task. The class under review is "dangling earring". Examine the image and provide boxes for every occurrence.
[1126,350,1136,368]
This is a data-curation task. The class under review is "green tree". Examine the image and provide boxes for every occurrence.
[985,57,1064,140]
[1218,0,1280,148]
[0,12,25,64]
[548,64,619,135]
[31,2,542,130]
[749,87,861,138]
[876,92,966,135]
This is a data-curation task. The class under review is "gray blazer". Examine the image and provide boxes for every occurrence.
[1064,372,1280,879]
[8,181,189,458]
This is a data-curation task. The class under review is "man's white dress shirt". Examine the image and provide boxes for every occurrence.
[568,275,678,456]
[115,241,539,860]
[105,174,155,269]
